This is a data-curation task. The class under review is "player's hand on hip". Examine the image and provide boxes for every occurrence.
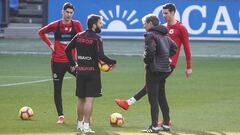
[50,44,55,52]
[186,68,192,79]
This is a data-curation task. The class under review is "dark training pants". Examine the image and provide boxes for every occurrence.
[146,69,172,127]
[133,67,174,101]
[51,62,75,116]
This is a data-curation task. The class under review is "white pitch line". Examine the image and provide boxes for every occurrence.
[0,75,51,78]
[0,77,72,87]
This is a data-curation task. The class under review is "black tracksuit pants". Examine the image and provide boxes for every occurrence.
[133,66,174,101]
[51,62,75,116]
[145,68,172,127]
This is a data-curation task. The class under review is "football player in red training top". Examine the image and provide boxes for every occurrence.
[38,2,83,124]
[115,3,192,129]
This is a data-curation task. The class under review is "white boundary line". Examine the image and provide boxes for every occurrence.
[0,77,72,87]
[0,75,51,78]
[0,51,50,55]
[49,34,240,41]
[101,36,240,41]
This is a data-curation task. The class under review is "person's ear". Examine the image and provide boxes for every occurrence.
[92,24,96,30]
[149,21,153,26]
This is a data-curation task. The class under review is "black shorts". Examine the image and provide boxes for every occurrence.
[51,62,76,78]
[76,73,102,98]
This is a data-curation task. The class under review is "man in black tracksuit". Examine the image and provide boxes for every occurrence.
[141,14,177,133]
[65,14,116,133]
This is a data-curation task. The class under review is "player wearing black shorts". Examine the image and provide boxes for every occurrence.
[38,2,83,124]
[65,14,116,133]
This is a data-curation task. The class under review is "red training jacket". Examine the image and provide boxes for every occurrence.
[166,20,192,69]
[38,19,83,62]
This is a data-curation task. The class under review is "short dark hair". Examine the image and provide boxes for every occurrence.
[163,3,176,13]
[87,14,102,29]
[63,2,74,11]
[142,14,159,26]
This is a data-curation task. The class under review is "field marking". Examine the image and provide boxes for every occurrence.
[114,131,240,135]
[3,132,240,135]
[0,51,49,55]
[0,77,72,87]
[0,75,51,78]
[193,54,240,58]
[1,51,240,58]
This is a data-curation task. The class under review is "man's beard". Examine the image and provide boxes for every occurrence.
[95,26,101,33]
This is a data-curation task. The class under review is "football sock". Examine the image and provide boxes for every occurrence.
[83,122,90,130]
[127,97,136,105]
[77,120,84,129]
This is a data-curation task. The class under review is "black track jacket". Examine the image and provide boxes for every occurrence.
[144,25,177,72]
[65,30,116,74]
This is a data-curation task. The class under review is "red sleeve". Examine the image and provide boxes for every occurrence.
[38,21,57,47]
[74,20,83,33]
[180,25,192,69]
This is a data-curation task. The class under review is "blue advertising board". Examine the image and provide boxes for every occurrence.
[48,0,240,40]
[0,0,2,28]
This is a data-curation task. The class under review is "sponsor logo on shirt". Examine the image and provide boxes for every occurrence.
[60,41,70,45]
[76,66,95,71]
[169,29,174,34]
[76,37,93,45]
[78,56,92,60]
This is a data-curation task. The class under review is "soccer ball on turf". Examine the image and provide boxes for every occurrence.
[98,60,113,72]
[109,113,124,127]
[19,106,34,120]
